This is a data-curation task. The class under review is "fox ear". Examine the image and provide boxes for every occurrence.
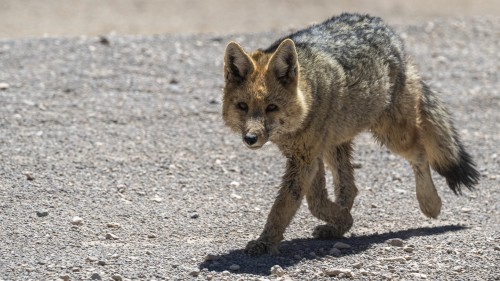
[224,42,254,83]
[268,39,299,85]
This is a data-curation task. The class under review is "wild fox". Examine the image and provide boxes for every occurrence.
[222,13,479,255]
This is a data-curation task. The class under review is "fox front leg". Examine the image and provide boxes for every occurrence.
[245,158,318,255]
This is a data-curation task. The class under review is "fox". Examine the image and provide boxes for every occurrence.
[222,13,480,255]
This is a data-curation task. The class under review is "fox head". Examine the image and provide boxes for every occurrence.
[222,39,310,149]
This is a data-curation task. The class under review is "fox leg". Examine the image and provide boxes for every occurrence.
[245,156,318,255]
[307,143,356,239]
[306,161,354,239]
[372,112,442,218]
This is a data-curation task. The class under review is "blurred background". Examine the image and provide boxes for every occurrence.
[0,0,499,38]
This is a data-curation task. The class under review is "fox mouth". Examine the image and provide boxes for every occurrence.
[244,141,264,150]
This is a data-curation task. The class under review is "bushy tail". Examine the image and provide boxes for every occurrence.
[419,82,480,194]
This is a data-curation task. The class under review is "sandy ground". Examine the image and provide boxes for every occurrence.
[0,0,500,38]
[0,1,499,281]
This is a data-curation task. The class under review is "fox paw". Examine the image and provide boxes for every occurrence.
[245,239,279,256]
[312,209,353,239]
[418,194,442,219]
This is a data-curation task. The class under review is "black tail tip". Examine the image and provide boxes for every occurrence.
[437,148,480,195]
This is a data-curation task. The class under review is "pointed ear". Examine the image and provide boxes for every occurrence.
[224,42,254,83]
[268,39,299,85]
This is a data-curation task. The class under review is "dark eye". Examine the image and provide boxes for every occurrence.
[237,102,248,112]
[266,104,278,113]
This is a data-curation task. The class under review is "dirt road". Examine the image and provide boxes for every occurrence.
[0,2,499,281]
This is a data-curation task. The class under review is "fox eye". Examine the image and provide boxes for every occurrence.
[266,104,278,113]
[237,102,248,112]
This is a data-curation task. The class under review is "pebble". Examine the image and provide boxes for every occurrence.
[189,268,200,277]
[333,242,351,249]
[111,274,123,281]
[461,207,472,213]
[204,254,220,261]
[106,222,121,228]
[404,246,414,253]
[86,257,98,262]
[97,260,106,266]
[229,264,240,271]
[90,273,102,280]
[387,238,404,247]
[24,172,35,181]
[190,213,199,219]
[324,268,351,277]
[353,262,363,269]
[494,245,500,251]
[329,248,342,256]
[105,233,119,240]
[59,275,70,281]
[271,265,286,277]
[230,181,240,187]
[384,256,407,263]
[151,196,163,203]
[147,233,157,238]
[36,210,49,217]
[71,216,84,226]
[0,82,9,90]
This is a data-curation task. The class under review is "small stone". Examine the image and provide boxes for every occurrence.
[0,82,9,90]
[147,233,157,238]
[230,181,240,187]
[230,193,242,199]
[86,257,98,262]
[404,255,412,261]
[453,265,464,272]
[71,216,84,226]
[36,210,49,217]
[404,246,414,253]
[494,245,500,251]
[229,264,240,271]
[90,273,102,280]
[333,242,351,249]
[105,233,119,240]
[293,254,302,260]
[71,267,81,272]
[387,238,404,247]
[353,262,363,269]
[151,196,163,203]
[189,268,200,277]
[190,213,199,219]
[461,207,472,213]
[59,275,70,281]
[97,260,106,266]
[384,256,407,262]
[271,265,286,277]
[106,222,121,228]
[204,254,220,261]
[24,172,35,181]
[206,274,213,280]
[111,274,123,281]
[324,268,351,277]
[329,248,342,256]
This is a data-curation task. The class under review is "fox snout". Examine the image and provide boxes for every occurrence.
[243,133,258,146]
[242,129,268,149]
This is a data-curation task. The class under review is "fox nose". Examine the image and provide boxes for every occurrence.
[243,133,258,146]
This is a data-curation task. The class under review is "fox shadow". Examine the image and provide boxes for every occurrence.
[198,225,466,276]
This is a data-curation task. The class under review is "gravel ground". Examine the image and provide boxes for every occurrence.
[0,17,499,280]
